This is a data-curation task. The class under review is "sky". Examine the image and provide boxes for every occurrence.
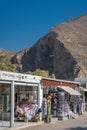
[0,0,87,52]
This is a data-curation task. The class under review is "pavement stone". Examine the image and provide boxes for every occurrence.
[0,114,87,130]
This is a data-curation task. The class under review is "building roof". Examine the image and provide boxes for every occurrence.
[42,77,80,87]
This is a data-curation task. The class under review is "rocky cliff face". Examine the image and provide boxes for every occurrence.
[8,14,87,80]
[11,48,30,72]
[51,14,87,78]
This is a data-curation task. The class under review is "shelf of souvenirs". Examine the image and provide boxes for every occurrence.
[19,90,37,94]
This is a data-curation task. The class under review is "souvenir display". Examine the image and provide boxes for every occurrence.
[14,85,40,122]
[57,92,65,117]
[51,93,57,117]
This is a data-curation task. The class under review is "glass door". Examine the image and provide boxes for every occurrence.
[0,84,11,127]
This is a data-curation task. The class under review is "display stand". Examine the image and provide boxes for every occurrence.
[57,91,69,120]
[57,92,65,120]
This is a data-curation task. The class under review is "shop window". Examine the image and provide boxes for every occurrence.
[15,86,38,106]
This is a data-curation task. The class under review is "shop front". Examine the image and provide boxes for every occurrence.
[0,71,42,127]
[75,78,87,113]
[41,78,81,121]
[57,86,81,120]
[80,88,87,113]
[0,71,82,127]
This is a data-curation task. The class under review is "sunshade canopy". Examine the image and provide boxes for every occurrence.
[57,86,81,96]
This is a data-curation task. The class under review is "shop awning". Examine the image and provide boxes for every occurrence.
[80,87,87,92]
[57,86,81,96]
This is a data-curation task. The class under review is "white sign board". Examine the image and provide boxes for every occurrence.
[0,71,41,84]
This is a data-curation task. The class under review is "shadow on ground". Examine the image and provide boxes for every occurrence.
[65,127,87,130]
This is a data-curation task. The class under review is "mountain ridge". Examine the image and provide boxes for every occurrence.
[0,14,87,80]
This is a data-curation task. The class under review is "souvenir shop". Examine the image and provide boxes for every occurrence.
[0,70,43,127]
[75,78,87,113]
[0,70,81,128]
[42,78,81,120]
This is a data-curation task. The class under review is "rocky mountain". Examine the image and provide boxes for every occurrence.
[51,14,87,78]
[0,48,17,71]
[1,14,87,80]
[11,48,30,72]
[0,48,16,58]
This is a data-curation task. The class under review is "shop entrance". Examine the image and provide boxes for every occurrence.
[42,86,81,121]
[43,86,58,118]
[14,84,39,122]
[0,84,11,127]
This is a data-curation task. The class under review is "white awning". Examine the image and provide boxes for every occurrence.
[57,86,81,96]
[80,87,87,92]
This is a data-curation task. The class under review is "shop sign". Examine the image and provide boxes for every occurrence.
[0,71,41,83]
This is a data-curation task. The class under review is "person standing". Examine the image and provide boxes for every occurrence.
[42,96,47,121]
[46,95,51,123]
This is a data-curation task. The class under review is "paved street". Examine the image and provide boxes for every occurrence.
[19,114,87,130]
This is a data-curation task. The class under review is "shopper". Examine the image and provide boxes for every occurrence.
[46,95,51,123]
[42,96,47,121]
[79,98,83,115]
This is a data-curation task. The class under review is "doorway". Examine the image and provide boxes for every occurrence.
[0,84,11,127]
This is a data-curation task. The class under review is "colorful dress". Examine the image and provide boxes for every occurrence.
[46,98,51,122]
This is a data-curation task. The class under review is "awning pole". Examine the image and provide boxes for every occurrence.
[11,81,14,127]
[38,83,43,120]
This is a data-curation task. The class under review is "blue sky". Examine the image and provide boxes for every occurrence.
[0,0,87,52]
